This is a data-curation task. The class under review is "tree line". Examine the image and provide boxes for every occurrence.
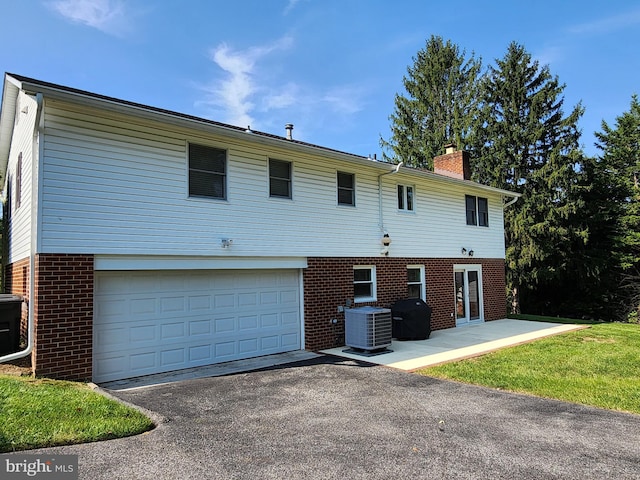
[382,36,640,322]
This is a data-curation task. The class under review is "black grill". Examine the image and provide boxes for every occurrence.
[391,298,432,341]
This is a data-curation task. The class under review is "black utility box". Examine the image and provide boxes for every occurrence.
[0,295,23,355]
[391,298,432,340]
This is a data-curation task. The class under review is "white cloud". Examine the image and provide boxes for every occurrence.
[261,85,298,110]
[48,0,130,36]
[201,37,294,128]
[197,35,369,140]
[568,8,640,35]
[323,85,367,115]
[533,45,564,68]
[283,0,301,15]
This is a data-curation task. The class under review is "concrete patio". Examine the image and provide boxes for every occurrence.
[322,318,587,371]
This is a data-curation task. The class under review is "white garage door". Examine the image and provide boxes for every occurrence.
[93,269,301,382]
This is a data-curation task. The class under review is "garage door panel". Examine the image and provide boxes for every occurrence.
[282,311,299,326]
[94,269,302,382]
[214,317,235,333]
[282,332,300,348]
[161,296,186,313]
[239,315,258,330]
[189,319,211,336]
[189,344,211,361]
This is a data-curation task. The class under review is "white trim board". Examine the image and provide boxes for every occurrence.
[94,255,308,271]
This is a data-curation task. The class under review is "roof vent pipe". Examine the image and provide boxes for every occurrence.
[285,123,294,140]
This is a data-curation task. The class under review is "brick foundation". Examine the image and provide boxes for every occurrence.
[32,254,94,380]
[4,257,30,341]
[303,257,506,351]
[4,254,506,381]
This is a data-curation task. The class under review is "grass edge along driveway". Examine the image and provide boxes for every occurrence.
[0,375,154,453]
[418,322,640,415]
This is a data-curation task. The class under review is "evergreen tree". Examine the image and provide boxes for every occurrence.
[594,95,640,321]
[381,35,482,168]
[474,42,586,314]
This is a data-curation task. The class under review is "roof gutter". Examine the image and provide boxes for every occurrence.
[0,91,43,364]
[9,74,519,199]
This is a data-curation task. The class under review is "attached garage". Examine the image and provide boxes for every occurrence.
[93,269,302,382]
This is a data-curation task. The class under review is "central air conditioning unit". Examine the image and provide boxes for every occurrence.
[345,306,392,351]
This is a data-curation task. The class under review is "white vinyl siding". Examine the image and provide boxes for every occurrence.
[4,92,37,263]
[38,99,507,259]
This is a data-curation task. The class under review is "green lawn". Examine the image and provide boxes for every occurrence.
[0,375,154,452]
[418,322,640,414]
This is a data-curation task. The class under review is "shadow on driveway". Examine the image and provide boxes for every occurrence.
[30,355,640,479]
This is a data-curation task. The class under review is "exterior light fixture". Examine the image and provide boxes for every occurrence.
[461,247,467,255]
[381,233,392,246]
[468,250,474,257]
[221,239,233,248]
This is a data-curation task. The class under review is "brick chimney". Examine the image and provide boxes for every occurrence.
[433,143,471,180]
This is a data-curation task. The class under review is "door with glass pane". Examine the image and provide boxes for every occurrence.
[454,267,482,326]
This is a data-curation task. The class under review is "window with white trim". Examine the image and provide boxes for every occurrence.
[407,265,426,300]
[189,143,227,200]
[16,152,22,209]
[465,195,489,227]
[269,159,292,199]
[353,266,376,302]
[397,184,415,211]
[337,171,355,206]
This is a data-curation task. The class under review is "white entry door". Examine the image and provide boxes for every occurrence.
[93,269,302,382]
[454,266,483,326]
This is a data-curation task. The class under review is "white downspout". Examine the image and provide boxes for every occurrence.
[503,195,519,208]
[0,92,43,363]
[377,162,403,233]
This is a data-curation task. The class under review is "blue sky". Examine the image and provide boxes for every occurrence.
[1,1,639,158]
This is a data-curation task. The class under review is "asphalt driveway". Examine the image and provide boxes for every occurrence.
[32,355,640,479]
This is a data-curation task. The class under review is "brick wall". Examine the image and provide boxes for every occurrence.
[303,257,506,351]
[482,258,508,322]
[33,254,94,381]
[5,257,30,341]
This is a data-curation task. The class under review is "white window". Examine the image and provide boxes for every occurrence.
[337,171,355,206]
[269,159,292,199]
[15,152,22,209]
[353,266,376,302]
[397,184,415,211]
[407,265,426,300]
[466,195,489,227]
[189,143,227,200]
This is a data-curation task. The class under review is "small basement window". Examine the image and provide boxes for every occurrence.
[353,266,376,302]
[407,265,426,300]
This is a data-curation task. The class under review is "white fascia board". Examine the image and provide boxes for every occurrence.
[0,75,21,182]
[94,255,309,271]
